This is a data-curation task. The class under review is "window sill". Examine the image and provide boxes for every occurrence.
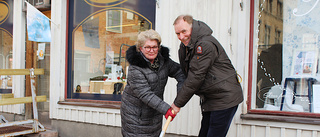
[58,99,121,109]
[241,113,320,125]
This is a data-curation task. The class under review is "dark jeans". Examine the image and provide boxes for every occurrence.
[198,105,238,137]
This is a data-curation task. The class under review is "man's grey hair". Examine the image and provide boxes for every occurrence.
[173,15,193,25]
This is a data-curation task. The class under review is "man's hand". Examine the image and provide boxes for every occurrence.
[171,103,180,114]
[165,108,176,121]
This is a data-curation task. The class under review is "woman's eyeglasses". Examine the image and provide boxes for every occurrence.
[143,46,159,52]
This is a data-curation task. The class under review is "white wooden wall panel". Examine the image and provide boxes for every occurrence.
[50,0,67,123]
[66,109,71,120]
[286,129,296,137]
[71,109,77,121]
[236,124,242,137]
[235,0,250,115]
[98,112,105,125]
[270,127,281,137]
[6,0,26,115]
[115,114,121,126]
[250,125,255,137]
[78,110,85,123]
[54,106,121,127]
[85,110,92,123]
[236,121,320,137]
[313,131,318,137]
[106,113,113,125]
[0,105,15,114]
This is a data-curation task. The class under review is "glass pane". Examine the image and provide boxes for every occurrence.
[107,10,121,33]
[73,10,149,98]
[253,0,320,113]
[35,42,50,111]
[0,30,13,92]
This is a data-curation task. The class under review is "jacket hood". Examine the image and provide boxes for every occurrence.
[190,20,213,46]
[126,45,170,68]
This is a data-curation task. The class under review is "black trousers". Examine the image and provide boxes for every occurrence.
[198,105,238,137]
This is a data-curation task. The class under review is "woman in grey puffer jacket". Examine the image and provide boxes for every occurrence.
[121,29,185,137]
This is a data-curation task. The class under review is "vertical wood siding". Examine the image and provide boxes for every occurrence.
[54,107,121,127]
[236,123,320,137]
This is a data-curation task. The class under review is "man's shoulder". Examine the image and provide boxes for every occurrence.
[195,38,215,50]
[196,35,215,44]
[198,35,223,49]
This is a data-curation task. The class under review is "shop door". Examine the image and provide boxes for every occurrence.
[25,10,50,121]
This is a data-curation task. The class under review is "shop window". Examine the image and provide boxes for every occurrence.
[250,0,320,116]
[0,0,13,93]
[0,31,13,91]
[67,0,155,101]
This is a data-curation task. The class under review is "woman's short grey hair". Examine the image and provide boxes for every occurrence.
[136,29,161,52]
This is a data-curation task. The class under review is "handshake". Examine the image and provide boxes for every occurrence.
[165,103,180,121]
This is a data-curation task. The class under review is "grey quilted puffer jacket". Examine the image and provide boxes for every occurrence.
[121,45,185,137]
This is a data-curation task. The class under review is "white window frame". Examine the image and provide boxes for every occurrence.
[106,10,123,33]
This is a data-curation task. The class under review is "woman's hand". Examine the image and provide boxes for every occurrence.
[165,108,176,121]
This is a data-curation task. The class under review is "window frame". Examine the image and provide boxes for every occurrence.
[0,0,13,93]
[247,0,320,118]
[106,10,122,33]
[277,0,283,17]
[264,24,271,45]
[275,29,281,44]
[267,0,273,13]
[65,0,156,104]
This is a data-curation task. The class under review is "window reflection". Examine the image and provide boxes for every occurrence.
[73,10,150,95]
[107,10,122,33]
[254,0,320,113]
[0,30,13,91]
[256,0,283,109]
